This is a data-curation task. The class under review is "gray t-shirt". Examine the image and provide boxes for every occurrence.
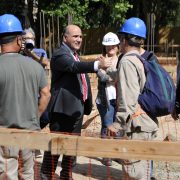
[0,53,47,130]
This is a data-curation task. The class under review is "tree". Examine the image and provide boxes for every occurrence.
[38,0,132,29]
[0,0,178,30]
[0,0,38,28]
[38,0,90,29]
[128,0,179,43]
[86,0,132,29]
[0,0,179,52]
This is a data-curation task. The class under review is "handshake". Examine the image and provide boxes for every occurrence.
[97,55,112,70]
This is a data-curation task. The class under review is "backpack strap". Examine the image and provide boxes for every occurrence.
[141,51,152,60]
[123,53,147,119]
[125,53,145,66]
[127,51,158,63]
[141,50,159,63]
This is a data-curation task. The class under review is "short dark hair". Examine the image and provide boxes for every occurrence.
[0,34,17,45]
[120,33,145,47]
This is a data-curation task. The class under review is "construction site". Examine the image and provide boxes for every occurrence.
[0,1,180,180]
[0,53,179,179]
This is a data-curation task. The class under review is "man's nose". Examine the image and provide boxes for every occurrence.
[77,36,82,42]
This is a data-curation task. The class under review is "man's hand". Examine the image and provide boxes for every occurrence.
[98,55,112,70]
[107,124,119,137]
[24,49,33,57]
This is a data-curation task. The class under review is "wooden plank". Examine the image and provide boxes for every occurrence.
[80,54,100,62]
[82,110,99,129]
[0,128,180,161]
[80,55,177,64]
[0,128,66,150]
[51,137,180,161]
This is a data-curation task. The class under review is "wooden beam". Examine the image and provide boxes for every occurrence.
[82,110,99,129]
[80,54,100,62]
[0,128,59,150]
[51,137,180,161]
[0,128,180,161]
[80,54,177,65]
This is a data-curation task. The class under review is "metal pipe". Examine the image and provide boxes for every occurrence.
[52,15,55,51]
[42,11,46,50]
[39,11,43,48]
[48,19,52,58]
[57,16,60,46]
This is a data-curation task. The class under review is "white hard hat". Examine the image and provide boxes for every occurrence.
[102,32,120,46]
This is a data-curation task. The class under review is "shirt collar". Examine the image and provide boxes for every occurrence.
[125,50,140,56]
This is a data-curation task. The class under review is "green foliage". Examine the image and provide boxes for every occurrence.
[112,1,133,27]
[39,0,90,29]
[86,0,132,28]
[39,0,132,29]
[0,0,179,30]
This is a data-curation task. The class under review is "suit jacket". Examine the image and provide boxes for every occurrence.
[48,43,94,118]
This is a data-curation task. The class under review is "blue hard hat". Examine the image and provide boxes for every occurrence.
[0,14,24,35]
[118,17,146,39]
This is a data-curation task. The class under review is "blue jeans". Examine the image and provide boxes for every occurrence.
[96,99,116,138]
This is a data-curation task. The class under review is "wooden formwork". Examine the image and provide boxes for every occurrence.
[0,127,180,162]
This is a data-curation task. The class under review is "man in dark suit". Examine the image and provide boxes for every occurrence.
[41,24,111,180]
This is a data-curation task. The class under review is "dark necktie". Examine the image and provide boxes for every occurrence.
[74,52,88,102]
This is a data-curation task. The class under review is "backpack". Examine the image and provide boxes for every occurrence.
[129,51,176,117]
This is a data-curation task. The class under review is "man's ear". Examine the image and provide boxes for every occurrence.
[17,36,22,48]
[63,35,67,42]
[123,38,128,45]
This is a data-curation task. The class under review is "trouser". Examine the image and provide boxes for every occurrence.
[0,146,34,180]
[41,113,83,180]
[122,131,157,180]
[96,99,116,138]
